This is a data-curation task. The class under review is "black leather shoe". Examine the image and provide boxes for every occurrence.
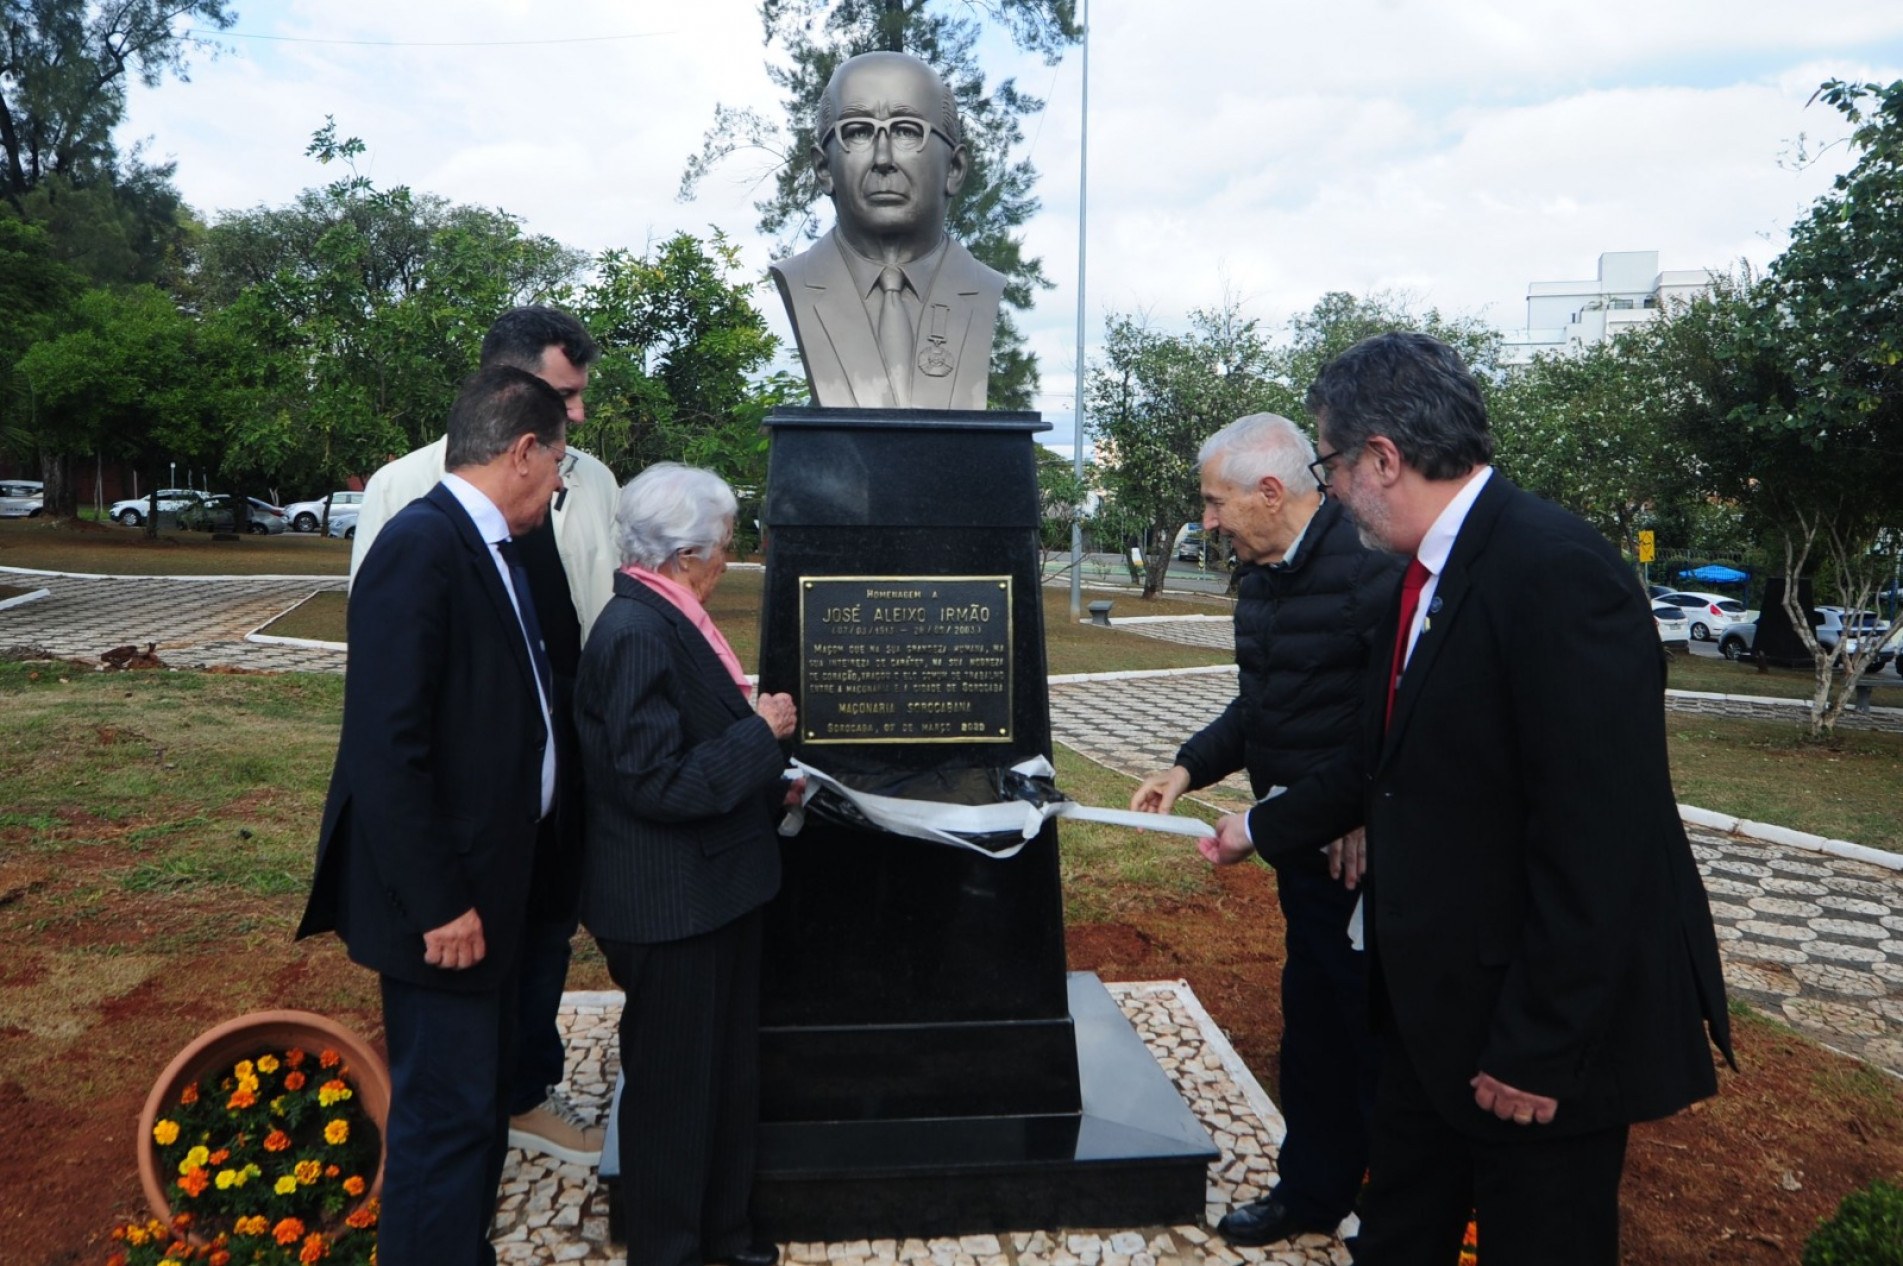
[1216,1195,1334,1246]
[713,1243,780,1266]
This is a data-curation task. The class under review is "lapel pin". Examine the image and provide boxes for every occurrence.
[1429,595,1443,614]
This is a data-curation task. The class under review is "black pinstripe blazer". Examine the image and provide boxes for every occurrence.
[575,573,786,944]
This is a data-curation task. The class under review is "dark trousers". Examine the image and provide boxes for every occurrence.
[1268,863,1377,1226]
[1350,1036,1629,1266]
[598,909,764,1266]
[377,971,519,1266]
[508,913,578,1115]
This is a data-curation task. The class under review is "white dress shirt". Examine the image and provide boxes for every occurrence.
[1400,466,1494,672]
[441,473,557,818]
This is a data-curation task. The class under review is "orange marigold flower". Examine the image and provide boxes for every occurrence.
[180,1083,199,1105]
[324,1164,340,1179]
[264,1129,292,1152]
[300,1231,328,1263]
[226,1087,256,1110]
[284,1048,305,1068]
[283,1070,306,1091]
[210,1253,232,1266]
[342,1175,366,1197]
[177,1167,210,1198]
[234,1216,268,1236]
[318,1049,340,1069]
[208,1149,229,1166]
[106,1254,128,1266]
[295,1159,322,1185]
[273,1217,306,1246]
[344,1201,378,1230]
[171,1212,193,1230]
[323,1118,349,1145]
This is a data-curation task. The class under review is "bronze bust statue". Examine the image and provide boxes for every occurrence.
[770,51,1005,411]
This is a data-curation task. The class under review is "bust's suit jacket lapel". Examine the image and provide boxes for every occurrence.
[791,233,894,408]
[425,482,540,703]
[1377,473,1513,766]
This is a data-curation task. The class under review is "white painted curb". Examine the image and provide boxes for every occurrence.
[1680,803,1901,871]
[0,563,346,583]
[0,587,51,612]
[1049,664,1237,686]
[245,633,347,652]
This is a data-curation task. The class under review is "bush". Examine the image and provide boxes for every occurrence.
[1803,1178,1903,1265]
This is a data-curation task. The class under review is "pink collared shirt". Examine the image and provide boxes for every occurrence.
[622,565,753,699]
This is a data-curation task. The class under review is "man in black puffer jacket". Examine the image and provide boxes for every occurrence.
[1133,412,1403,1248]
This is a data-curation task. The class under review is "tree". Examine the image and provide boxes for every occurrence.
[1488,334,1689,556]
[17,283,213,528]
[678,0,1078,409]
[571,230,794,507]
[192,122,590,493]
[1086,301,1282,597]
[0,0,234,212]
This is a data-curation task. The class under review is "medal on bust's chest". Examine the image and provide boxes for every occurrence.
[918,303,954,377]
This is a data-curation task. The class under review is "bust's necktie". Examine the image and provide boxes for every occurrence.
[1385,558,1431,728]
[877,264,913,407]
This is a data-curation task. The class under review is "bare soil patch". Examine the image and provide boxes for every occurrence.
[1067,864,1903,1264]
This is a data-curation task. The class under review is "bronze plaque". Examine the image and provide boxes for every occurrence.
[799,575,1013,744]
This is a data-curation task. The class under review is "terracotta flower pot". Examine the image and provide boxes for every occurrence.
[137,1009,390,1226]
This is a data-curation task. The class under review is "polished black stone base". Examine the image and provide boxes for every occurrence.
[752,973,1219,1240]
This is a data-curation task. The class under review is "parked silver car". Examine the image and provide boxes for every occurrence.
[324,508,360,539]
[285,490,364,533]
[1719,608,1896,671]
[0,480,44,517]
[178,494,289,535]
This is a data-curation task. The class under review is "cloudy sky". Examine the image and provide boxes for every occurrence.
[121,1,1903,449]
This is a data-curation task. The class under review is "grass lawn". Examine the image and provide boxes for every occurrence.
[1668,648,1903,705]
[0,515,350,576]
[1668,712,1903,853]
[262,570,1235,674]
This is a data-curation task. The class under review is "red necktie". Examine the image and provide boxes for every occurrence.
[1386,559,1431,727]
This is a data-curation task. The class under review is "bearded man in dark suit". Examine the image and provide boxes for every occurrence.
[1220,333,1733,1265]
[298,366,574,1266]
[769,51,1004,411]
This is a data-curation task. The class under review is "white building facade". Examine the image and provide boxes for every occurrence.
[1500,250,1713,367]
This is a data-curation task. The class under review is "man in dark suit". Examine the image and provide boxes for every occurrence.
[769,51,1004,410]
[298,366,574,1266]
[1219,333,1733,1265]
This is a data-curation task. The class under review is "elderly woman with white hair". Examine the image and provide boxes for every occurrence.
[575,462,796,1266]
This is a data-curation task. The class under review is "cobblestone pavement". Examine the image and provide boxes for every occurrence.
[0,570,346,671]
[503,983,1350,1266]
[1047,670,1903,1076]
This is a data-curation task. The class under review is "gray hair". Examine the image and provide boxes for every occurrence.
[614,463,737,570]
[1196,413,1316,493]
[815,52,962,149]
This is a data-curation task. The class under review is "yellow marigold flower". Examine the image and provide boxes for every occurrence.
[324,1118,349,1145]
[126,1226,150,1246]
[270,1096,288,1116]
[153,1119,180,1146]
[275,1175,298,1195]
[257,1054,280,1074]
[180,1146,210,1176]
[215,1169,243,1191]
[317,1079,352,1107]
[159,1258,181,1266]
[234,1060,254,1080]
[294,1159,321,1185]
[235,1216,268,1237]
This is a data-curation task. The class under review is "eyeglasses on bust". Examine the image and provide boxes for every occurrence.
[824,115,955,155]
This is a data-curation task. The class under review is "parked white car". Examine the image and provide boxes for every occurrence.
[0,480,44,517]
[285,490,364,533]
[1652,591,1749,641]
[324,508,360,539]
[109,489,202,526]
[1652,602,1690,648]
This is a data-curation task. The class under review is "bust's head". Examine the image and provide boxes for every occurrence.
[812,52,967,263]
